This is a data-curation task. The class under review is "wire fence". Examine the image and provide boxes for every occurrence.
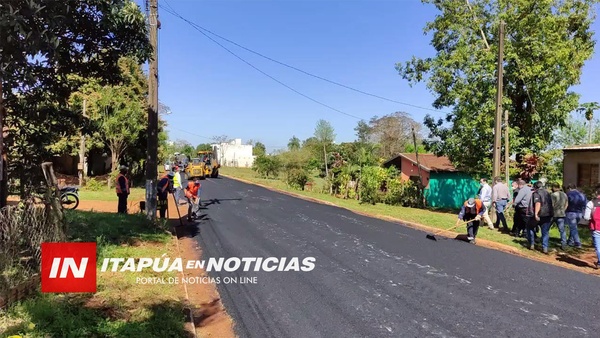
[0,163,67,309]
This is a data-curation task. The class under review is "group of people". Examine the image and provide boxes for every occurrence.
[457,177,600,269]
[115,165,202,222]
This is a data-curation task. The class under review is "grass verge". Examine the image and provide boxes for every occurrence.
[219,167,595,258]
[0,211,190,338]
[78,188,145,202]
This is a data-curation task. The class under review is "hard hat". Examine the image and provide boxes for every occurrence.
[194,179,201,184]
[466,198,475,208]
[167,172,175,177]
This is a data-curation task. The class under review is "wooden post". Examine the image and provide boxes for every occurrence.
[78,99,87,187]
[492,21,505,180]
[412,126,425,208]
[145,0,159,220]
[0,75,6,208]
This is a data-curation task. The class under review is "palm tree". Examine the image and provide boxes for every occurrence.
[577,102,600,143]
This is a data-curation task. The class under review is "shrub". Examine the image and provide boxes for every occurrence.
[83,178,104,191]
[285,168,310,190]
[252,155,282,178]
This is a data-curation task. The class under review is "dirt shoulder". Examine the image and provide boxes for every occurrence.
[221,173,600,278]
[77,194,237,337]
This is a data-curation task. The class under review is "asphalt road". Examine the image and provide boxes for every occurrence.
[190,177,600,338]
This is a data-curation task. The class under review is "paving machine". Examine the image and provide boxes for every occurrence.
[197,149,220,178]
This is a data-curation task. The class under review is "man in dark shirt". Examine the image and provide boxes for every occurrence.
[565,184,586,248]
[115,165,130,213]
[530,181,554,253]
[157,172,174,219]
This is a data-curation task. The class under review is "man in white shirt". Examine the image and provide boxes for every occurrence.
[479,178,494,229]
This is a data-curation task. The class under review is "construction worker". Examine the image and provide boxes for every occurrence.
[115,165,130,213]
[157,172,174,219]
[172,165,183,204]
[185,179,201,222]
[457,197,486,244]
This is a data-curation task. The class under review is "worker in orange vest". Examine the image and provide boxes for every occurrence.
[115,165,130,213]
[457,197,487,244]
[185,179,201,222]
[157,172,174,218]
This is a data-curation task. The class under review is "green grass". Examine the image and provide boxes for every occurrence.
[220,167,594,258]
[79,188,145,202]
[0,211,189,338]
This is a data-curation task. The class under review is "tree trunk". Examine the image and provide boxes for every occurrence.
[108,150,119,189]
[0,76,6,208]
[323,144,328,177]
[589,119,593,144]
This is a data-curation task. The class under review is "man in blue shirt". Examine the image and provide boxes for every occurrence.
[565,184,586,249]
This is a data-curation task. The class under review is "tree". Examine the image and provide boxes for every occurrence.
[212,135,230,144]
[253,142,266,156]
[396,0,597,174]
[577,102,600,143]
[354,120,372,143]
[368,112,420,159]
[288,136,301,151]
[196,143,213,152]
[314,119,336,178]
[0,0,151,206]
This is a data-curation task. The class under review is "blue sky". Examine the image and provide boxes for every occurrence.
[144,0,600,153]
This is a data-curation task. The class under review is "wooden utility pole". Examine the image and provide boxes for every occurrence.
[492,21,505,181]
[146,0,159,220]
[78,99,87,187]
[0,75,6,208]
[504,109,509,182]
[412,126,425,208]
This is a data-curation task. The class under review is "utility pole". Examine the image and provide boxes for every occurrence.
[504,109,509,182]
[0,75,5,208]
[492,21,505,181]
[146,0,159,220]
[79,99,87,187]
[412,126,425,208]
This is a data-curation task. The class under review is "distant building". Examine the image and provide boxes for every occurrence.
[212,138,255,167]
[383,153,479,209]
[563,144,600,188]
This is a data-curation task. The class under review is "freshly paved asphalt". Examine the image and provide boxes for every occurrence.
[188,176,600,338]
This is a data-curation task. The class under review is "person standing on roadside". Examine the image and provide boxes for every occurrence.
[491,176,510,232]
[115,165,130,214]
[565,184,586,249]
[172,165,183,204]
[479,178,494,229]
[530,181,554,253]
[510,180,520,236]
[513,179,532,238]
[550,183,569,250]
[583,186,600,270]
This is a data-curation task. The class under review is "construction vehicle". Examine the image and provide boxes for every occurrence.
[185,157,205,180]
[198,149,220,178]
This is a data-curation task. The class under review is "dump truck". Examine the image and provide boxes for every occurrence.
[198,149,220,178]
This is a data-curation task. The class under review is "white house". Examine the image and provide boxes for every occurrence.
[212,138,255,167]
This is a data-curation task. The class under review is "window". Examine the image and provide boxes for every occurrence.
[577,163,599,187]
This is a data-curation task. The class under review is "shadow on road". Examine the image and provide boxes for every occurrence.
[201,198,242,207]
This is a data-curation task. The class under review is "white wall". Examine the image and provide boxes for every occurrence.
[212,139,255,167]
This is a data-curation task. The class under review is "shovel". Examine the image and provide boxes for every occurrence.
[426,219,473,241]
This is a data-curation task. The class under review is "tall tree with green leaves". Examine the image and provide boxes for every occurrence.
[577,102,600,143]
[0,0,150,206]
[253,142,266,156]
[288,136,301,151]
[396,0,597,174]
[314,119,336,180]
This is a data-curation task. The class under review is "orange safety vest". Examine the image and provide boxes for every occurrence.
[464,199,483,214]
[115,174,130,194]
[185,181,200,199]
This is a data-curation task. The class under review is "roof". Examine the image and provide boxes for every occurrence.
[384,153,457,172]
[563,144,600,151]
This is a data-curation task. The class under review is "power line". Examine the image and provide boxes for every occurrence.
[159,3,364,120]
[161,3,446,115]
